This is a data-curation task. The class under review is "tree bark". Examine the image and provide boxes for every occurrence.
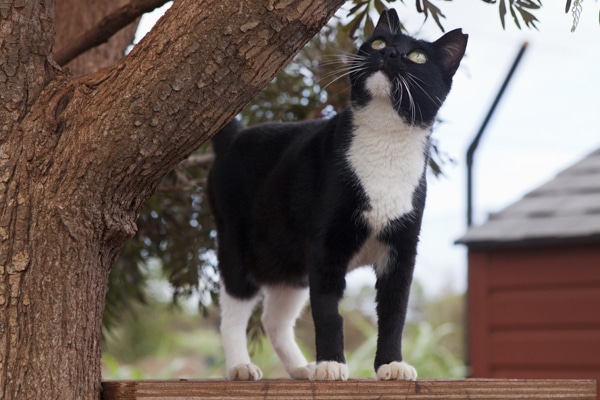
[0,0,343,398]
[54,0,140,76]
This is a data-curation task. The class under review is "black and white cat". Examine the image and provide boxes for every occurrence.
[207,9,467,381]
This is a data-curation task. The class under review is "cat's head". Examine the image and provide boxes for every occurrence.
[349,9,468,127]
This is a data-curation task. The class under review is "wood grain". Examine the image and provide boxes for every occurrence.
[101,379,597,400]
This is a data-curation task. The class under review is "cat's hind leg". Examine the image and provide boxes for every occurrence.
[220,287,262,380]
[262,285,311,379]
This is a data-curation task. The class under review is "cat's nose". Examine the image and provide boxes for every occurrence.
[382,48,398,60]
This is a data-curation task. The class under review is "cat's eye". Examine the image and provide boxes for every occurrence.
[371,39,387,50]
[407,50,427,64]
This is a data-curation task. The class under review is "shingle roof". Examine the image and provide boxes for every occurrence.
[457,148,600,247]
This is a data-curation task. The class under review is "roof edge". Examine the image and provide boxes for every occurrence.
[455,233,600,249]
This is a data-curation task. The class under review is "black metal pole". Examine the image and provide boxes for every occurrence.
[466,42,529,227]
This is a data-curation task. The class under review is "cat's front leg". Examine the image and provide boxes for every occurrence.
[376,361,417,381]
[308,361,349,380]
[308,266,349,381]
[373,248,418,381]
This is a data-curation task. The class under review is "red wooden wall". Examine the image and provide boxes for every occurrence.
[467,242,600,395]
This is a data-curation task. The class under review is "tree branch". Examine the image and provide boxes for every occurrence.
[54,0,171,66]
[71,0,344,189]
[178,153,215,168]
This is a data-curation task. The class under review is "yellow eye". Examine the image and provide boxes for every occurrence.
[407,50,427,64]
[371,39,387,50]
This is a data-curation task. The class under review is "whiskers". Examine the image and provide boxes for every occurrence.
[317,52,368,92]
[393,75,419,126]
[393,72,442,126]
[405,73,443,109]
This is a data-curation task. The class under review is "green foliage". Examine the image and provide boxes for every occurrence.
[498,0,541,30]
[342,0,548,34]
[415,0,447,32]
[565,0,593,32]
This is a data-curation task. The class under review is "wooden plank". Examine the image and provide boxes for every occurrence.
[485,246,600,289]
[490,286,600,328]
[490,329,600,367]
[492,368,600,380]
[467,251,492,377]
[101,379,597,400]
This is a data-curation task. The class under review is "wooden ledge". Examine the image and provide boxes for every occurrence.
[101,378,597,399]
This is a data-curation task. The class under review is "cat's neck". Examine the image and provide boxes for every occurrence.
[351,96,431,138]
[346,99,430,233]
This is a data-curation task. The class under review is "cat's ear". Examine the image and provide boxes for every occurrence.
[373,9,402,36]
[434,29,468,80]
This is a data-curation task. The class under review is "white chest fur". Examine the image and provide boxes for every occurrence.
[346,97,429,234]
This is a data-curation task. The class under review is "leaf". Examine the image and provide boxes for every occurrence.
[430,7,447,32]
[496,0,541,30]
[346,1,368,17]
[364,13,375,37]
[345,7,368,39]
[421,0,447,32]
[517,7,539,29]
[518,0,541,9]
[428,138,455,178]
[374,0,388,14]
[565,0,572,13]
[499,0,507,29]
[428,158,442,177]
[415,0,424,13]
[509,0,522,29]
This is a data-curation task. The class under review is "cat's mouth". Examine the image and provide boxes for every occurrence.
[376,58,388,70]
[365,71,392,99]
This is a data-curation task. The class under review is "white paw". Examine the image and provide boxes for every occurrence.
[377,361,417,381]
[227,363,263,381]
[308,361,349,381]
[289,365,311,380]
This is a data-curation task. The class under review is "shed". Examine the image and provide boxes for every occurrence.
[457,148,600,391]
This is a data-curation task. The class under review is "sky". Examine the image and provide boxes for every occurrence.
[137,2,600,298]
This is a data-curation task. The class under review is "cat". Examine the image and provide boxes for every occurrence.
[207,8,467,381]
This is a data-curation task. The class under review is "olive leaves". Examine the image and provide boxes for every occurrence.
[565,0,595,32]
[497,0,541,30]
[344,0,596,35]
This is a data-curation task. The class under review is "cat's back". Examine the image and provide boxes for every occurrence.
[209,117,338,212]
[213,118,332,181]
[233,118,329,157]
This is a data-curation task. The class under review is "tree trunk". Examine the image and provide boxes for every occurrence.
[0,0,343,398]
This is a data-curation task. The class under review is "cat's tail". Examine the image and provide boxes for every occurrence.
[212,118,244,155]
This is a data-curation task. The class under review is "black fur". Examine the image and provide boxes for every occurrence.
[208,9,467,376]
